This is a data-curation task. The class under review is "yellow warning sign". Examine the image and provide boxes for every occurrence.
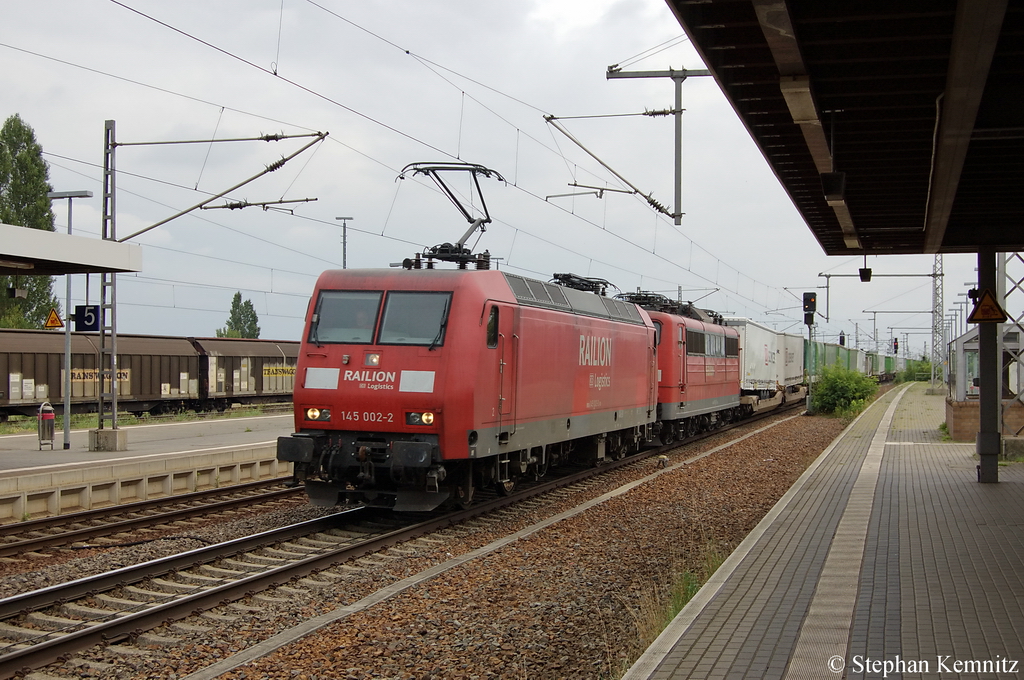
[44,308,64,329]
[967,289,1008,324]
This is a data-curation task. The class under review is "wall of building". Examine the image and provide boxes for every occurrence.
[945,398,1024,442]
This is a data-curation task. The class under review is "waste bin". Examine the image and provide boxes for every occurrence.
[38,402,55,450]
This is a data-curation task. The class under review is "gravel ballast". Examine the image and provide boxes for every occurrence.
[23,412,848,680]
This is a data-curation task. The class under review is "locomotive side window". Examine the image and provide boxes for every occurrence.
[707,333,724,357]
[487,306,499,348]
[309,291,382,344]
[686,330,705,355]
[379,292,453,346]
[726,336,739,357]
[652,320,662,346]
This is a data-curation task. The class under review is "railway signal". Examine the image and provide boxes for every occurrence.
[803,292,816,325]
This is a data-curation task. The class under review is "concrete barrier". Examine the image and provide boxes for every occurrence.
[0,444,292,522]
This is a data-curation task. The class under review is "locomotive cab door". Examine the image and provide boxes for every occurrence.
[677,323,686,394]
[492,303,518,442]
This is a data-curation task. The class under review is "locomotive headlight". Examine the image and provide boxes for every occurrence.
[365,353,381,367]
[406,411,435,426]
[305,407,331,421]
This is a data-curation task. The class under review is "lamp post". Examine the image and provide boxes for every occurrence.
[955,295,970,336]
[335,217,353,269]
[47,190,93,450]
[950,301,968,338]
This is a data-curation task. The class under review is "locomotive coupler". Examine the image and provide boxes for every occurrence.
[425,466,446,493]
[357,458,375,484]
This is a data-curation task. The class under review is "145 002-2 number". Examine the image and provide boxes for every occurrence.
[338,411,395,423]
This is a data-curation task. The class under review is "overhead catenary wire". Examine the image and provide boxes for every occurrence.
[200,197,318,211]
[279,134,326,200]
[545,109,680,120]
[29,4,794,325]
[495,185,780,315]
[302,0,548,116]
[50,129,785,326]
[543,115,672,218]
[612,34,691,71]
[43,152,458,268]
[108,0,454,159]
[0,41,321,134]
[115,298,306,321]
[195,107,224,190]
[124,273,310,299]
[6,28,677,289]
[20,82,781,328]
[272,0,285,74]
[43,153,339,266]
[16,27,687,287]
[114,131,316,146]
[117,132,328,242]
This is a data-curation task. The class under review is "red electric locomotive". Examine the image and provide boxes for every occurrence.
[617,293,742,444]
[277,264,657,511]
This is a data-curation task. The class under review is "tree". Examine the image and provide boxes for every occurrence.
[0,114,60,328]
[217,292,260,338]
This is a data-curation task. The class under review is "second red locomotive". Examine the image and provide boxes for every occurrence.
[618,293,742,444]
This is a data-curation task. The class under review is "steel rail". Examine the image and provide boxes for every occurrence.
[0,479,301,558]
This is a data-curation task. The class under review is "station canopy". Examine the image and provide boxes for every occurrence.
[665,0,1023,256]
[0,222,142,277]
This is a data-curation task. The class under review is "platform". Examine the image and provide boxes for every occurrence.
[0,415,293,521]
[625,382,1024,679]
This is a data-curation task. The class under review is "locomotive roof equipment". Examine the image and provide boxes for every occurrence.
[550,273,614,296]
[617,291,723,325]
[398,162,506,270]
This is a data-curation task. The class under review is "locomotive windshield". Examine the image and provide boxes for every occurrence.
[309,291,381,344]
[308,290,451,346]
[378,291,452,346]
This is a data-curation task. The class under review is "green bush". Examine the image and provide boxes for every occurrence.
[896,358,931,383]
[811,363,878,416]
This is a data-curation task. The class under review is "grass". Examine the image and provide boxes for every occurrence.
[660,542,727,627]
[618,533,728,678]
[939,422,954,442]
[833,398,868,419]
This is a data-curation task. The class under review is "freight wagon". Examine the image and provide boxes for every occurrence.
[805,338,902,384]
[721,318,808,412]
[0,330,298,420]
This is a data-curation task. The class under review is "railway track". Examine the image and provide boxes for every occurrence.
[0,402,804,678]
[0,506,434,676]
[0,478,304,558]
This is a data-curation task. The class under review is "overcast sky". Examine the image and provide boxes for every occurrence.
[3,0,977,355]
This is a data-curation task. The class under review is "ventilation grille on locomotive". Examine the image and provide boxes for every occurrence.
[503,273,645,325]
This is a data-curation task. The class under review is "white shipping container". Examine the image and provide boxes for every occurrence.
[780,333,805,387]
[724,318,781,392]
[850,348,869,376]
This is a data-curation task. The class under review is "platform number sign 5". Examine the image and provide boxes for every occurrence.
[75,305,100,332]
